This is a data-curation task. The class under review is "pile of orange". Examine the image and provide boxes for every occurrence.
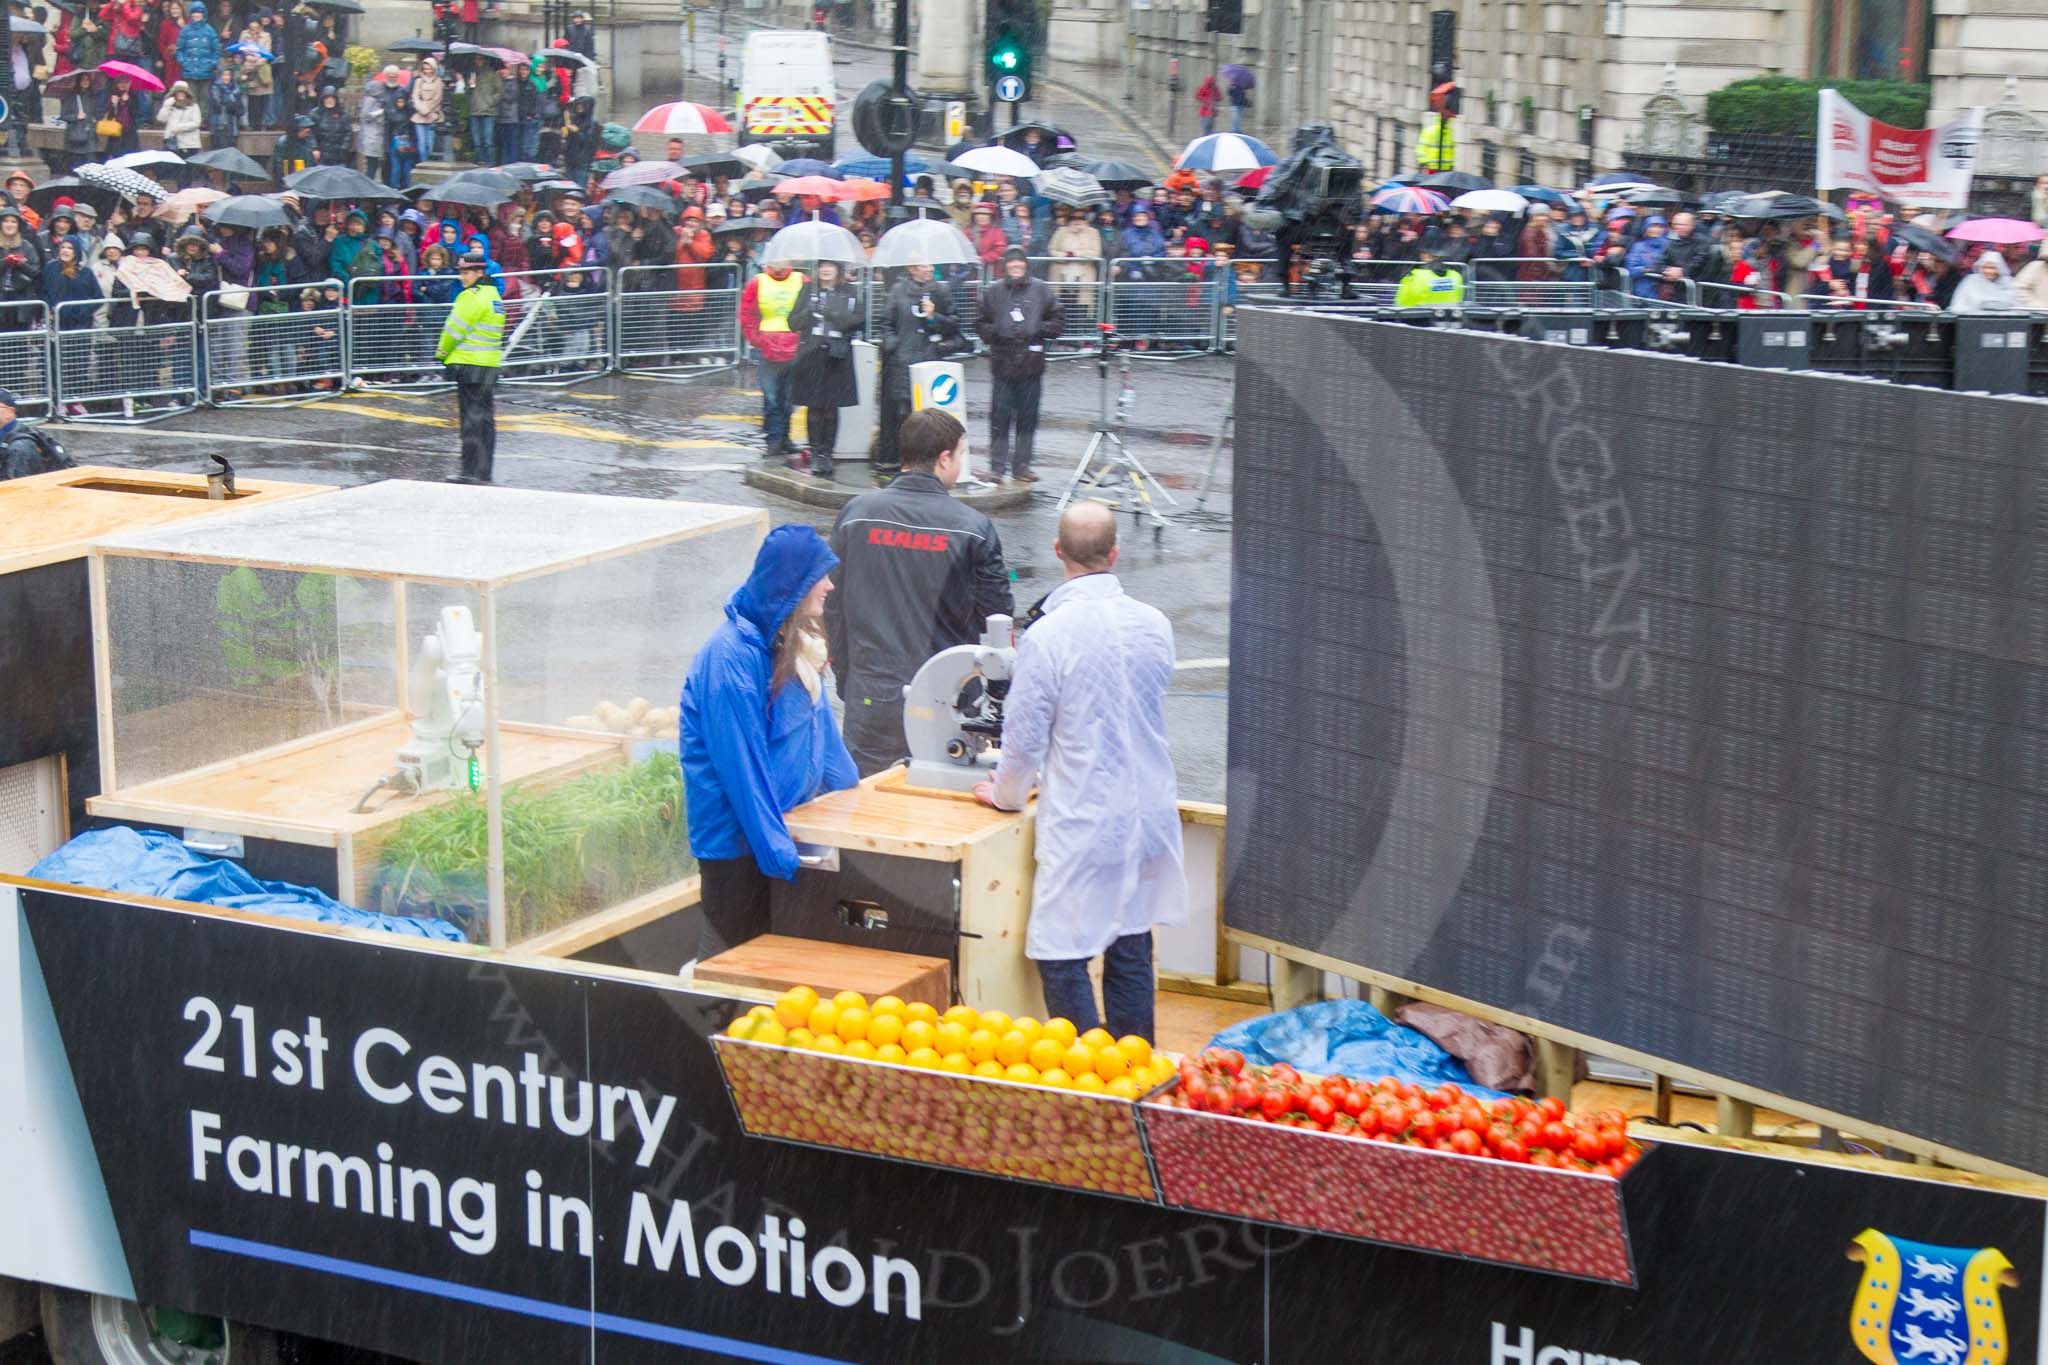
[726,986,1174,1100]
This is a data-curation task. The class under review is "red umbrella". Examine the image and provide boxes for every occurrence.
[830,178,892,203]
[775,175,845,198]
[97,58,164,91]
[1234,165,1272,190]
[632,101,733,136]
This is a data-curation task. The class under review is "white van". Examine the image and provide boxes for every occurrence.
[738,29,837,157]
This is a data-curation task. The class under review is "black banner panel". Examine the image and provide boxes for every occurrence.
[1224,311,2048,1175]
[23,888,2048,1364]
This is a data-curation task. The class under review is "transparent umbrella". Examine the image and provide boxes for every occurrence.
[869,218,978,269]
[760,220,864,265]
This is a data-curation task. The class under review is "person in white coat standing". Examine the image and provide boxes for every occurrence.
[974,500,1186,1042]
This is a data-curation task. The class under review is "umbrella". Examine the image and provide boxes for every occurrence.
[1582,171,1660,192]
[682,153,749,180]
[387,36,444,53]
[202,194,295,230]
[439,167,522,193]
[1511,185,1573,209]
[761,220,863,264]
[533,179,587,196]
[1450,188,1529,214]
[77,162,170,202]
[1416,170,1490,193]
[869,217,978,269]
[44,68,97,92]
[7,16,47,35]
[447,42,525,62]
[1698,190,1750,215]
[304,0,365,10]
[953,144,1041,179]
[996,120,1068,147]
[830,179,892,203]
[1220,62,1254,89]
[224,42,278,59]
[115,254,190,302]
[733,143,784,173]
[775,174,850,199]
[1055,156,1152,189]
[1946,217,2046,245]
[108,148,186,173]
[1175,132,1277,172]
[900,195,952,219]
[26,176,89,214]
[156,186,228,224]
[1234,166,1272,191]
[775,157,841,179]
[283,165,401,200]
[633,101,733,135]
[424,180,512,209]
[600,185,677,213]
[1889,222,1959,260]
[1370,185,1449,215]
[496,162,560,183]
[1035,165,1110,208]
[187,147,270,183]
[602,160,687,189]
[1617,186,1685,206]
[1727,191,1828,221]
[713,216,770,236]
[97,59,164,91]
[733,176,787,202]
[534,48,597,67]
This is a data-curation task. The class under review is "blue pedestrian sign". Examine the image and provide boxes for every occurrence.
[994,74,1024,104]
[929,373,959,406]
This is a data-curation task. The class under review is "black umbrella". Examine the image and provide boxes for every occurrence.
[600,184,676,213]
[533,179,585,195]
[284,165,401,200]
[439,167,522,193]
[996,121,1067,145]
[682,152,748,180]
[498,162,561,183]
[534,48,596,67]
[1699,190,1749,216]
[1617,186,1686,207]
[902,195,951,218]
[734,176,786,202]
[304,0,364,10]
[202,194,294,230]
[713,216,769,236]
[1890,222,1959,260]
[1056,156,1151,189]
[27,176,91,214]
[188,146,270,181]
[1728,191,1827,221]
[387,36,443,52]
[1416,170,1491,193]
[423,180,511,209]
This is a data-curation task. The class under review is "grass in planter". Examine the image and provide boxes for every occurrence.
[371,753,694,942]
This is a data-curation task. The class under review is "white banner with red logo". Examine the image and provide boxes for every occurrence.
[1816,88,1985,209]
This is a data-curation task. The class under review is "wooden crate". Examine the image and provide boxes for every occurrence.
[696,933,951,1009]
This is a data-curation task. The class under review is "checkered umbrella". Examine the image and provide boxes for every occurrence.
[76,161,171,203]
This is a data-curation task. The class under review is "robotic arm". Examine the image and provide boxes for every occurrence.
[901,615,1016,792]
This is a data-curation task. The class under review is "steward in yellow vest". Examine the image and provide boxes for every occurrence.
[437,252,505,483]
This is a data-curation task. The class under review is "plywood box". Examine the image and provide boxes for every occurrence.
[696,934,952,1011]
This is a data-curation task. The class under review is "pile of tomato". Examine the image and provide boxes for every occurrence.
[1160,1050,1643,1178]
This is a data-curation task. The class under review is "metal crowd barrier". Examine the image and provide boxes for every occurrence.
[53,297,198,424]
[1029,256,1108,345]
[614,262,742,377]
[1107,256,1219,345]
[500,266,612,385]
[1465,257,1602,309]
[203,281,345,406]
[0,300,52,418]
[346,273,455,391]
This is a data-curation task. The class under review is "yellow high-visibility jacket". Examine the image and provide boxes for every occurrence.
[436,281,505,368]
[1416,115,1456,172]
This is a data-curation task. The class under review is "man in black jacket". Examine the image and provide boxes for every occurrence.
[825,408,1015,775]
[874,262,960,480]
[1657,210,1723,292]
[975,245,1063,484]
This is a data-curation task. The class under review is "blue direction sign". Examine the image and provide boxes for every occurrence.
[994,74,1024,104]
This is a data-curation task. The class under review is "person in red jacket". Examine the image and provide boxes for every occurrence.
[1196,74,1218,133]
[968,202,1006,264]
[98,0,145,52]
[740,258,807,459]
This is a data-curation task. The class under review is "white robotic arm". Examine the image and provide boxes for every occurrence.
[901,615,1016,792]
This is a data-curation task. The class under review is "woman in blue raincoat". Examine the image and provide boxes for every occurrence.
[680,525,857,961]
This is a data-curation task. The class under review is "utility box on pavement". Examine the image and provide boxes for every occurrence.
[836,339,879,463]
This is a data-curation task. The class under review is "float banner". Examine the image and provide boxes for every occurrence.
[1817,89,1983,209]
[19,886,2048,1364]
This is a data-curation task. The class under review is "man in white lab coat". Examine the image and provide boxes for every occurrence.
[974,501,1187,1041]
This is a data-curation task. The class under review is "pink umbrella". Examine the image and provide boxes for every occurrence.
[632,101,733,136]
[97,59,164,92]
[775,175,843,198]
[601,160,687,189]
[1945,217,2046,245]
[1234,165,1272,191]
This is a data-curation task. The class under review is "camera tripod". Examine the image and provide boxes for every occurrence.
[1054,325,1175,537]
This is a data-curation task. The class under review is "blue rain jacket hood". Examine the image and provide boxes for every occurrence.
[679,526,857,880]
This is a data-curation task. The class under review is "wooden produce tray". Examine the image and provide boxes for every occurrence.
[695,934,952,1010]
[713,1036,1158,1202]
[1137,1084,1642,1286]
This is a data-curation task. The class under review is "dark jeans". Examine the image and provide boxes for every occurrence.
[988,373,1042,476]
[874,388,908,472]
[806,404,839,473]
[840,691,906,777]
[454,366,496,481]
[759,358,793,453]
[1036,931,1154,1043]
[697,855,772,961]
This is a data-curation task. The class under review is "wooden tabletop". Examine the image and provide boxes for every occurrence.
[784,774,1028,861]
[0,466,331,577]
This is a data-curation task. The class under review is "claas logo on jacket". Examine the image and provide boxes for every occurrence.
[867,526,951,553]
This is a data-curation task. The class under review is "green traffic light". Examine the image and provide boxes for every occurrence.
[994,50,1018,68]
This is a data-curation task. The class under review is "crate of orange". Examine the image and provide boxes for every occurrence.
[712,987,1171,1202]
[1137,1051,1644,1285]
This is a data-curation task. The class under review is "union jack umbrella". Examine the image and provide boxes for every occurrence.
[632,102,734,136]
[1370,185,1450,215]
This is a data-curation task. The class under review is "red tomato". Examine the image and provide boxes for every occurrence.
[1306,1094,1336,1127]
[1374,1105,1406,1137]
[1397,1082,1424,1104]
[1539,1121,1573,1151]
[1489,1098,1521,1121]
[1268,1063,1299,1085]
[1409,1109,1440,1142]
[1260,1087,1289,1120]
[1458,1105,1489,1134]
[1427,1086,1457,1110]
[1496,1136,1530,1163]
[1338,1087,1367,1119]
[1209,1049,1245,1077]
[1375,1076,1400,1094]
[1232,1078,1258,1113]
[1448,1128,1483,1156]
[1184,1078,1210,1110]
[1537,1096,1567,1123]
[1572,1130,1606,1162]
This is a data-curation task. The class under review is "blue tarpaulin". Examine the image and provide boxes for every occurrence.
[30,827,467,942]
[1205,999,1507,1098]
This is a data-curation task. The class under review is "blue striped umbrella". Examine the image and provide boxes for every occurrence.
[1174,132,1278,172]
[1370,186,1449,215]
[1512,185,1573,208]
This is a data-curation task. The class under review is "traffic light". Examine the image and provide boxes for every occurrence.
[986,0,1033,102]
[1206,0,1243,34]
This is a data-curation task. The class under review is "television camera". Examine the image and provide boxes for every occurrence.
[1241,124,1367,298]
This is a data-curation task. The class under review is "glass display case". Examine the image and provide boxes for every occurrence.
[86,479,767,948]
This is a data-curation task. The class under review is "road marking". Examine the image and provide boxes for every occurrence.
[564,390,619,401]
[56,428,420,456]
[309,398,756,452]
[1174,657,1228,670]
[702,413,764,425]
